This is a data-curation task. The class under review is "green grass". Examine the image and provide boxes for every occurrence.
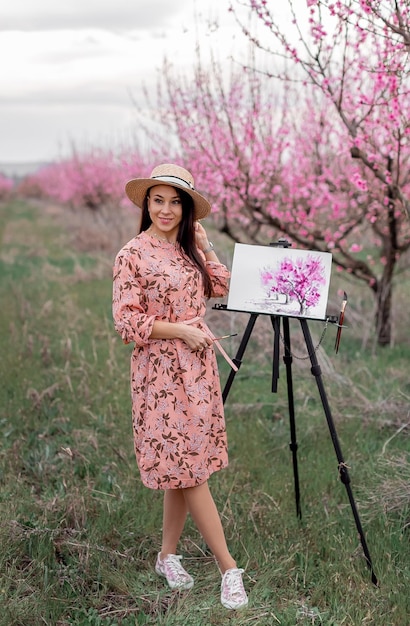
[0,199,409,625]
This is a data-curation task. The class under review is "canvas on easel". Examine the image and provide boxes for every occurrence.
[227,243,332,321]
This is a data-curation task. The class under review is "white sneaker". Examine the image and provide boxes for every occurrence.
[155,553,194,590]
[220,567,248,609]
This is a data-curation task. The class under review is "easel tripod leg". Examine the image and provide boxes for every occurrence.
[222,313,258,404]
[281,316,301,519]
[299,319,378,586]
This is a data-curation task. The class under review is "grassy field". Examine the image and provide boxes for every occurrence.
[0,199,409,625]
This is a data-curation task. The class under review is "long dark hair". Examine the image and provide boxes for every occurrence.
[139,186,213,298]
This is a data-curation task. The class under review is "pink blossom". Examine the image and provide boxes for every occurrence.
[0,173,14,199]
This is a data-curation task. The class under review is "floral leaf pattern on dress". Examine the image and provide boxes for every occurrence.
[113,231,231,490]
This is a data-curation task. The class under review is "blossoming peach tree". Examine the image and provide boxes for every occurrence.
[148,1,410,345]
[228,0,410,345]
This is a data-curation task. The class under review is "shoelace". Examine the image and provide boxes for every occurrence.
[224,568,244,597]
[164,555,189,581]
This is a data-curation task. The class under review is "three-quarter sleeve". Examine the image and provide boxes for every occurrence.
[205,261,231,298]
[112,249,156,346]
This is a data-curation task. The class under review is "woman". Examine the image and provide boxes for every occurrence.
[112,163,248,610]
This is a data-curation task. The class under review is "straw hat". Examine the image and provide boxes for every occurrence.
[125,163,211,220]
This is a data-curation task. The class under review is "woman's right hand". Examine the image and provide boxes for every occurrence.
[150,320,213,351]
[177,324,213,351]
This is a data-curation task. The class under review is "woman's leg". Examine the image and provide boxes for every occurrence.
[183,481,236,574]
[160,488,188,556]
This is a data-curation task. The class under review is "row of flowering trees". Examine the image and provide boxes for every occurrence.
[15,149,151,210]
[138,0,409,346]
[144,57,409,345]
[9,1,410,346]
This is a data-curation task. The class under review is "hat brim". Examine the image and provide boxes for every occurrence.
[125,178,211,220]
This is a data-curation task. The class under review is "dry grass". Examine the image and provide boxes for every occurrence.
[0,198,409,625]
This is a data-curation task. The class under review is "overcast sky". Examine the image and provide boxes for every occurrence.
[0,0,257,165]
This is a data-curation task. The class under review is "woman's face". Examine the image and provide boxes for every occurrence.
[147,184,183,241]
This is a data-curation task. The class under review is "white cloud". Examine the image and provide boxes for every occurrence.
[1,0,191,32]
[1,30,149,100]
[0,0,254,163]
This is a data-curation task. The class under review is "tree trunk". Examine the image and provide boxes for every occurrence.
[375,271,393,346]
[375,158,398,347]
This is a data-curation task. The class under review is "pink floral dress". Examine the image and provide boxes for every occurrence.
[112,231,230,490]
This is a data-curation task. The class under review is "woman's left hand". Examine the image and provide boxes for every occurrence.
[194,221,210,253]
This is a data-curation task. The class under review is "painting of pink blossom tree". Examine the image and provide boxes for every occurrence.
[261,255,326,316]
[228,244,332,320]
